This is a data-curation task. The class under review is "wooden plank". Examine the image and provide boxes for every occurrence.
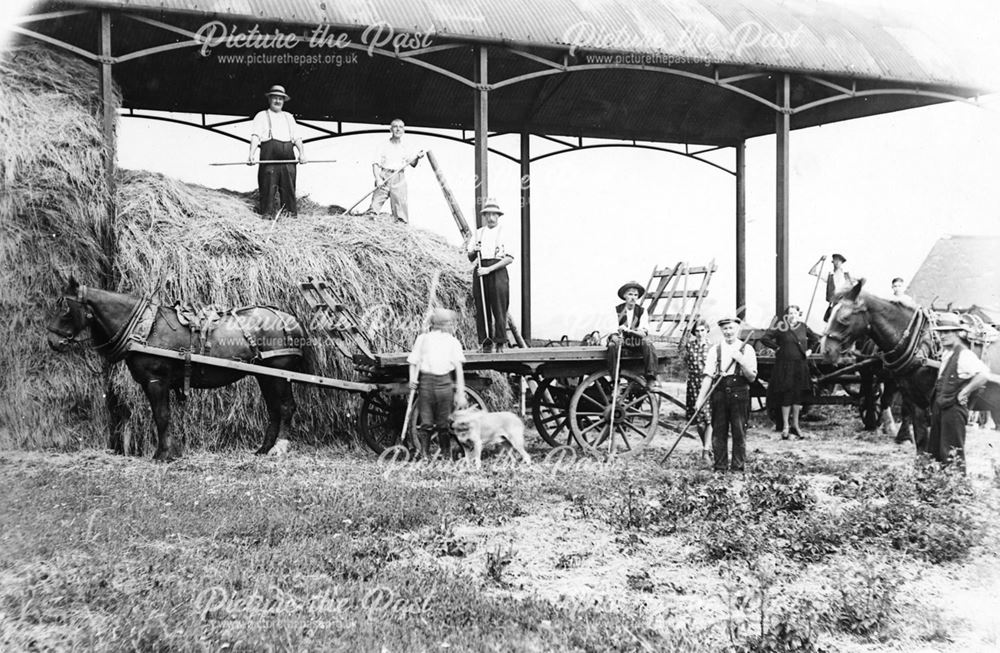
[652,265,713,276]
[371,344,677,368]
[127,343,377,393]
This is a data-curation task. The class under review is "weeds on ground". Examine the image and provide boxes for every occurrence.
[829,553,904,637]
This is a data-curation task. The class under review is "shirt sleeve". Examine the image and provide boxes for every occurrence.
[703,345,718,378]
[452,336,466,363]
[250,111,267,140]
[957,349,989,378]
[637,308,650,332]
[287,113,298,140]
[742,345,758,379]
[406,334,424,366]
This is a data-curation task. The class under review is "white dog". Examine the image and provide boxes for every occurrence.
[450,407,532,467]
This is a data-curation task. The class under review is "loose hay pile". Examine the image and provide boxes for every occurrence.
[0,44,112,449]
[0,43,502,453]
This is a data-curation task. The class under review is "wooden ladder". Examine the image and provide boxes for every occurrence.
[642,260,717,340]
[299,277,376,360]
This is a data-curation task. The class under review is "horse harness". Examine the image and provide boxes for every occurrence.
[69,286,303,396]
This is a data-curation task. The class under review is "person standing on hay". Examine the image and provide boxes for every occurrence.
[248,85,306,218]
[927,313,989,470]
[467,199,514,353]
[607,280,660,389]
[696,316,757,473]
[407,308,468,459]
[369,119,424,223]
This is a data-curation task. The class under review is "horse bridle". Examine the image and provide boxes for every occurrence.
[51,285,95,347]
[824,299,930,374]
[53,285,148,362]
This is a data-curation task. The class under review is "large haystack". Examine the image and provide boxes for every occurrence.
[0,44,112,449]
[0,44,499,453]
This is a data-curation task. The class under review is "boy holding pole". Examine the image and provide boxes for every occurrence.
[407,308,468,458]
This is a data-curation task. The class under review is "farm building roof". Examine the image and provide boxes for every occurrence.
[14,0,991,145]
[908,235,1000,316]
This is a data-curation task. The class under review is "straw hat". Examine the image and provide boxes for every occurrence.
[933,312,968,332]
[480,198,504,216]
[617,280,645,300]
[265,85,290,100]
[831,253,846,263]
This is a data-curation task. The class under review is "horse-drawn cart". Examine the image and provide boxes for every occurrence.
[354,343,676,457]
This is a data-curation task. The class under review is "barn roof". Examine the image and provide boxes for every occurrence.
[908,235,1000,314]
[14,0,990,145]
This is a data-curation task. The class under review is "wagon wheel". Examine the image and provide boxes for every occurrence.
[530,376,582,447]
[568,369,660,458]
[358,387,487,455]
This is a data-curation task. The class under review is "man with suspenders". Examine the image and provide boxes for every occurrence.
[696,316,757,472]
[248,85,306,218]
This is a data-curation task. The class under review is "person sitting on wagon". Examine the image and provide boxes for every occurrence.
[248,85,306,218]
[407,308,468,459]
[467,199,514,353]
[607,280,660,389]
[696,316,757,473]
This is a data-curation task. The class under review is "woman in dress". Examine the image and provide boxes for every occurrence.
[760,305,821,439]
[683,318,712,454]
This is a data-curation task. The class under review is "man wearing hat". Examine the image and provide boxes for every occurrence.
[369,119,424,223]
[407,307,468,458]
[248,85,306,218]
[606,281,659,387]
[928,313,989,469]
[696,316,757,472]
[823,254,853,321]
[467,199,514,352]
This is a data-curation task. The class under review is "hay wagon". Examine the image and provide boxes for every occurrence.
[353,342,677,458]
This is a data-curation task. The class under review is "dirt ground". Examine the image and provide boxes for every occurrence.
[2,404,999,652]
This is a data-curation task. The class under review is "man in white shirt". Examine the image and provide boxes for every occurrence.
[823,253,853,321]
[248,85,306,217]
[369,119,424,223]
[891,277,918,308]
[696,316,757,472]
[466,199,514,352]
[606,280,660,387]
[928,313,989,469]
[407,308,467,458]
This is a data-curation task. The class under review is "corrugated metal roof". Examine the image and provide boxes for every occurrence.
[58,0,984,88]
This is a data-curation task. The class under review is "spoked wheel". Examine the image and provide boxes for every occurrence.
[358,387,488,455]
[568,369,660,458]
[530,376,581,447]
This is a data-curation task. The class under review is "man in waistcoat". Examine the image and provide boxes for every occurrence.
[606,280,660,388]
[467,199,514,352]
[248,85,306,218]
[928,313,989,470]
[696,316,758,472]
[823,254,853,321]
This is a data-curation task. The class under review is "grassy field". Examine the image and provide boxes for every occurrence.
[2,407,1000,652]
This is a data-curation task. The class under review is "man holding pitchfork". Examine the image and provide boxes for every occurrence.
[696,316,757,473]
[248,85,306,218]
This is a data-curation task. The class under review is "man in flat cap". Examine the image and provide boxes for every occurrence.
[927,313,989,470]
[248,85,306,218]
[696,316,757,472]
[607,280,659,388]
[467,199,514,352]
[823,253,853,321]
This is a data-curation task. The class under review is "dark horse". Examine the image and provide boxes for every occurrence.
[47,277,309,461]
[822,280,1000,450]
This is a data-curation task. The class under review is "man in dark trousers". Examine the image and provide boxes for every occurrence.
[606,280,660,388]
[248,85,306,217]
[696,316,757,472]
[467,199,514,352]
[928,313,988,470]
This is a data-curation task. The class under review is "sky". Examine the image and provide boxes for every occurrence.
[4,0,1000,340]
